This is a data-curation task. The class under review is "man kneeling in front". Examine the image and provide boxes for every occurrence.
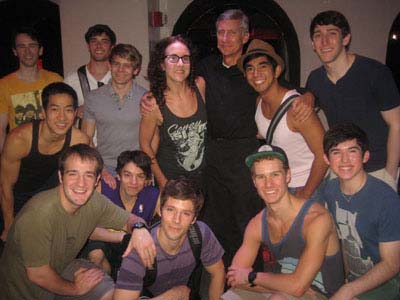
[114,177,225,300]
[223,145,344,299]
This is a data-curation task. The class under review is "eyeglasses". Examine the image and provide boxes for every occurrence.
[164,54,191,64]
[110,60,135,70]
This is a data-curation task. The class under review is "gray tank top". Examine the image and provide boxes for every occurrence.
[261,200,344,296]
[157,86,207,181]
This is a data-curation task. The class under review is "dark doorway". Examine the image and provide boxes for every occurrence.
[172,0,300,86]
[0,0,63,78]
[386,12,400,91]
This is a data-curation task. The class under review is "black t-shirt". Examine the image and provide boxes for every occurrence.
[306,55,400,171]
[197,55,258,139]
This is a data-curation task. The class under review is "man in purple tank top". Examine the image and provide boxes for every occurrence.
[224,145,344,300]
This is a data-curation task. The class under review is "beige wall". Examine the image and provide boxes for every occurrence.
[59,0,150,88]
[58,0,400,86]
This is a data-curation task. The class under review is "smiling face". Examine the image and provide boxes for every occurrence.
[111,55,139,86]
[312,24,350,65]
[87,32,113,62]
[43,93,76,136]
[58,155,100,214]
[13,33,43,68]
[252,158,291,206]
[159,197,196,244]
[324,138,369,182]
[216,19,249,63]
[244,55,281,95]
[162,41,191,85]
[117,162,146,200]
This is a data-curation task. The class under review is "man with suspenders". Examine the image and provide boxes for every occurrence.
[64,24,116,142]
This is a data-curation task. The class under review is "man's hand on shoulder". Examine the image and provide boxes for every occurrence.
[102,168,116,189]
[73,267,104,296]
[140,92,157,116]
[123,226,156,268]
[289,92,314,123]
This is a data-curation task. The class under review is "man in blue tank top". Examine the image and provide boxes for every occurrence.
[223,145,344,300]
[322,123,400,300]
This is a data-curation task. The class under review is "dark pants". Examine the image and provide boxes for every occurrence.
[201,138,264,271]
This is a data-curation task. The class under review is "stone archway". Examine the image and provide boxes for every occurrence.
[172,0,300,85]
[386,12,400,91]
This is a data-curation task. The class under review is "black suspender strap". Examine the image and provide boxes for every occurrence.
[265,94,299,144]
[77,65,91,98]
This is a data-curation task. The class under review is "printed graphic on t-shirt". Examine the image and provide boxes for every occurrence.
[11,89,43,126]
[167,120,206,172]
[335,202,374,279]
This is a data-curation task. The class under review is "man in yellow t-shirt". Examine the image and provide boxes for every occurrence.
[0,26,62,152]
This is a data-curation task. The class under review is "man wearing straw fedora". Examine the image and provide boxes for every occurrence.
[236,39,327,201]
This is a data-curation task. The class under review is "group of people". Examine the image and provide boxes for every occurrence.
[0,7,399,300]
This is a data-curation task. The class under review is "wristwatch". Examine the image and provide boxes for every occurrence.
[248,271,257,287]
[132,222,147,230]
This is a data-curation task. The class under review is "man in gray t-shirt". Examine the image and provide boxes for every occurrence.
[82,43,146,186]
[114,178,225,300]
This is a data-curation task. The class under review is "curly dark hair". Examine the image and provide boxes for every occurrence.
[147,35,197,107]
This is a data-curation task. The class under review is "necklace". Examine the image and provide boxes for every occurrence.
[340,175,366,203]
[340,191,355,203]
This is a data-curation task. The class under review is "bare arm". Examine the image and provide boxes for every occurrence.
[89,227,125,243]
[0,113,8,153]
[81,118,117,188]
[139,107,168,188]
[26,264,103,297]
[230,213,262,268]
[195,76,206,102]
[381,106,400,179]
[81,119,96,140]
[227,213,272,292]
[0,129,28,240]
[205,260,225,300]
[289,110,328,199]
[113,288,140,300]
[331,241,400,300]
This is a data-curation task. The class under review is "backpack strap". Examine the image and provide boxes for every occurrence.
[187,222,202,264]
[77,65,91,98]
[142,221,160,290]
[265,94,299,144]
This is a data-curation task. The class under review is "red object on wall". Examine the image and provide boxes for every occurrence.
[150,11,163,27]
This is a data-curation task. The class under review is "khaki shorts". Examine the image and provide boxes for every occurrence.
[222,288,327,300]
[42,259,114,300]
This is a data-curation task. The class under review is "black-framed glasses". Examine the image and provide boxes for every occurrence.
[164,54,191,64]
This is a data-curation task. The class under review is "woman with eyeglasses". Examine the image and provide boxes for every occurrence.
[140,35,206,189]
